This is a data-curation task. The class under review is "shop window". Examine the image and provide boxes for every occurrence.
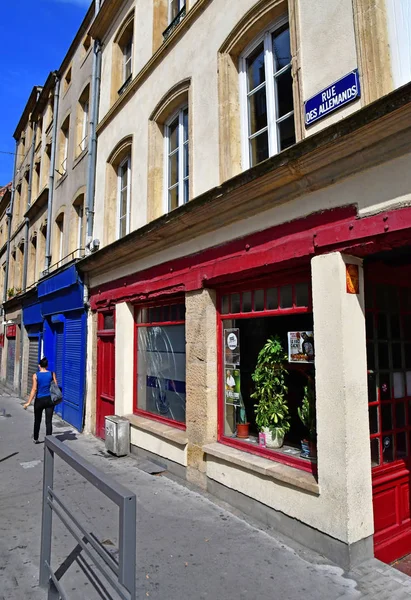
[165,106,189,211]
[366,280,411,467]
[219,278,316,471]
[134,300,186,428]
[239,18,295,169]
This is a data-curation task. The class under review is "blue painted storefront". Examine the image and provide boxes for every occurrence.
[22,265,86,431]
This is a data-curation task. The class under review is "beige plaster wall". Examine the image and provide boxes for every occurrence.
[84,309,97,435]
[114,302,134,416]
[298,0,360,136]
[130,426,188,466]
[91,150,411,289]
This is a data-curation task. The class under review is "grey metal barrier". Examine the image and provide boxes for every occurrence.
[39,435,136,599]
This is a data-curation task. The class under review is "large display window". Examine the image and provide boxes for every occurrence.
[134,299,186,429]
[218,275,316,472]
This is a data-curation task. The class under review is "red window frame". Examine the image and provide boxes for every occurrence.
[133,297,186,430]
[217,272,316,473]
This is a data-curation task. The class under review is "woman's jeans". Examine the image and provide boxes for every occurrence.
[34,396,54,441]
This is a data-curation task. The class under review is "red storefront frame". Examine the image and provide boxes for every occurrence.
[216,271,316,473]
[133,297,186,431]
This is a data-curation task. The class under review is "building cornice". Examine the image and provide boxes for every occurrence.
[95,0,212,135]
[80,81,411,277]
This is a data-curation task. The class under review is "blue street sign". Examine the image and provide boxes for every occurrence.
[304,70,361,127]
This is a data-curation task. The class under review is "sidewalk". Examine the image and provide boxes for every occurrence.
[1,389,411,599]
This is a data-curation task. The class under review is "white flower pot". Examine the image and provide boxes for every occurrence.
[263,427,284,449]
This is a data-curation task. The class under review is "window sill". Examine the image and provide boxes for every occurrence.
[73,148,87,169]
[203,442,319,495]
[125,414,188,446]
[55,172,68,189]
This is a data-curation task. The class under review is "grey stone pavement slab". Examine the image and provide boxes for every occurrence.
[0,387,411,599]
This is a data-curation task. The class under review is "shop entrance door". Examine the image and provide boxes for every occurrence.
[6,337,15,387]
[96,311,115,439]
[366,264,411,563]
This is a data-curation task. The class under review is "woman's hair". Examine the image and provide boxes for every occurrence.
[39,357,48,368]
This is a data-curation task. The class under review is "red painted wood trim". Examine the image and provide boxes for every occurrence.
[89,206,356,308]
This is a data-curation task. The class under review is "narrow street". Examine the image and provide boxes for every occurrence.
[0,388,410,600]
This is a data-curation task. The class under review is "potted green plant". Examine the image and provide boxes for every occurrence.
[298,376,317,458]
[7,288,14,299]
[236,404,249,439]
[251,336,290,448]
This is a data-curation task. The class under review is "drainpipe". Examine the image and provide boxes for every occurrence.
[3,140,19,308]
[85,1,102,251]
[22,119,38,292]
[45,74,60,272]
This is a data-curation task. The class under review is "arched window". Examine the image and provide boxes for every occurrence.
[239,18,295,168]
[76,84,90,157]
[105,136,133,244]
[164,105,189,211]
[71,192,86,256]
[112,11,134,103]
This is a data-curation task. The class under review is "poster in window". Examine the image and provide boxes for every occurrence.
[288,331,314,363]
[224,328,240,365]
[346,264,360,294]
[225,368,241,404]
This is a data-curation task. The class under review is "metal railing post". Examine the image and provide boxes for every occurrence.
[119,495,136,599]
[39,440,54,587]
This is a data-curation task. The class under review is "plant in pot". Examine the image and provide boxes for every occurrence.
[298,375,317,459]
[236,404,249,439]
[251,336,290,448]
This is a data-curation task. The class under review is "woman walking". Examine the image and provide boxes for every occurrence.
[23,357,57,443]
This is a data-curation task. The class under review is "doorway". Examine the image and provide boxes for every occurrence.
[96,310,115,439]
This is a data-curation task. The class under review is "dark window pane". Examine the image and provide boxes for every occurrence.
[295,282,309,307]
[377,314,388,339]
[394,372,405,399]
[396,402,406,428]
[403,315,411,339]
[380,373,391,400]
[376,285,389,310]
[177,303,185,321]
[378,343,389,369]
[405,344,411,369]
[138,308,148,323]
[248,87,267,135]
[169,186,178,211]
[242,291,252,313]
[169,118,178,152]
[278,115,295,151]
[254,289,264,311]
[169,152,178,187]
[391,314,401,339]
[183,108,188,141]
[402,288,411,311]
[170,304,178,321]
[381,403,392,431]
[183,179,189,204]
[280,284,292,308]
[231,293,240,314]
[250,130,269,166]
[368,371,377,403]
[369,405,379,434]
[103,313,114,330]
[382,434,394,463]
[272,26,291,71]
[267,288,278,310]
[162,305,170,322]
[247,43,265,91]
[221,295,229,315]
[275,67,293,118]
[365,283,374,309]
[366,314,374,340]
[371,438,380,466]
[397,432,407,459]
[183,142,189,177]
[392,343,403,369]
[367,343,375,370]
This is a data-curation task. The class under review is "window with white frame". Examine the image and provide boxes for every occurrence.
[80,100,89,152]
[165,107,189,212]
[123,38,133,84]
[117,156,131,239]
[239,19,295,169]
[169,0,185,23]
[56,215,64,263]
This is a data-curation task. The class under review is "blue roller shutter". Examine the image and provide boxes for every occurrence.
[61,311,86,431]
[53,323,65,416]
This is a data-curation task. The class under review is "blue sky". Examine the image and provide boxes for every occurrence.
[0,0,91,184]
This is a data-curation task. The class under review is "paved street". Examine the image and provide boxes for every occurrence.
[1,388,411,599]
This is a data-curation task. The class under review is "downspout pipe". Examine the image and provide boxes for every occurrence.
[85,3,102,251]
[3,140,19,307]
[45,74,60,272]
[22,119,38,292]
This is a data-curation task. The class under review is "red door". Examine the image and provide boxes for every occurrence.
[96,311,115,439]
[366,263,411,563]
